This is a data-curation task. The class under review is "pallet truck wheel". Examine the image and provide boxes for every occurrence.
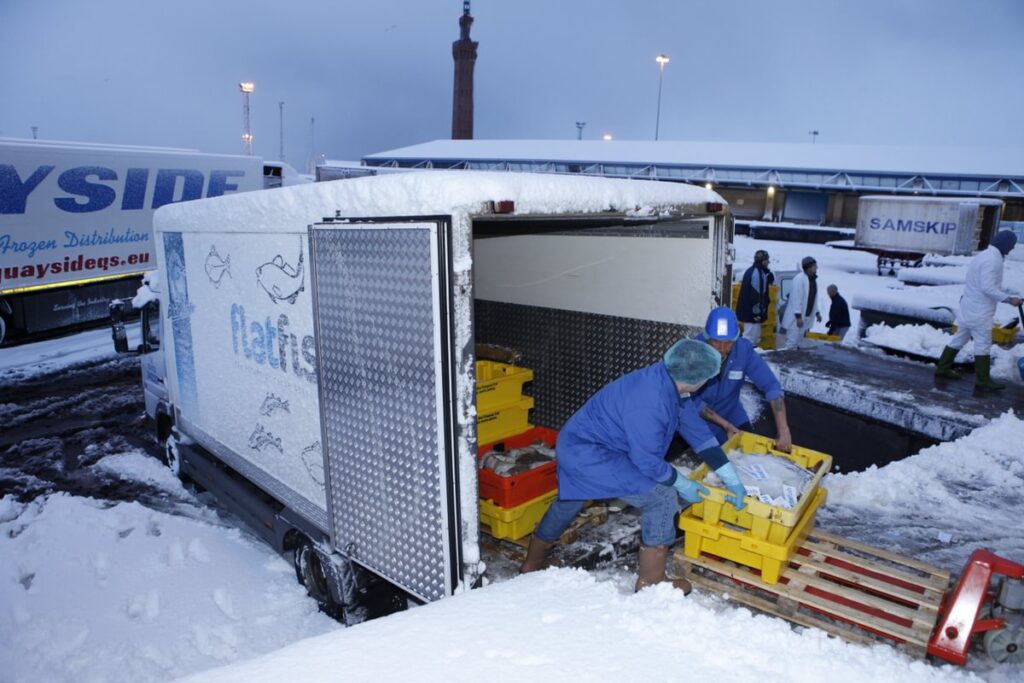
[983,625,1024,664]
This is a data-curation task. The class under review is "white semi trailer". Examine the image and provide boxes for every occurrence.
[854,195,1004,273]
[113,170,733,622]
[0,138,305,343]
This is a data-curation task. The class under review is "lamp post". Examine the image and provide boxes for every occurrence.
[576,121,586,140]
[239,82,255,156]
[809,129,819,144]
[655,54,670,141]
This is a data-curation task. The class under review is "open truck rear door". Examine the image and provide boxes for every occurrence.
[309,216,469,603]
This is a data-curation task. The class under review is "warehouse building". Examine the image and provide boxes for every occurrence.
[357,140,1024,225]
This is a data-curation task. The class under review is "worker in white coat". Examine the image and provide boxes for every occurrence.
[935,230,1022,391]
[780,256,822,350]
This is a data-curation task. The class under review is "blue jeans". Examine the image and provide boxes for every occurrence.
[534,484,680,547]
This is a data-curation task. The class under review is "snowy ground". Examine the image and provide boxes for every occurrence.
[2,236,1023,683]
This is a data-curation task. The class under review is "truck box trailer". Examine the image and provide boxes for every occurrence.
[0,138,305,343]
[853,195,1004,272]
[117,170,733,621]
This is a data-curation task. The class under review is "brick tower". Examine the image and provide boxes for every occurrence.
[451,1,477,140]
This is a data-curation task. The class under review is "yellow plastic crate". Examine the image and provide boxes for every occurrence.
[476,361,534,412]
[480,489,557,540]
[687,431,832,544]
[680,488,825,584]
[477,396,534,445]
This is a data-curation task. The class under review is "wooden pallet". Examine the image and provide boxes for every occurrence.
[673,528,952,657]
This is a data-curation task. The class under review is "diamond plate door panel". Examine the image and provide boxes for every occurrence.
[309,220,458,603]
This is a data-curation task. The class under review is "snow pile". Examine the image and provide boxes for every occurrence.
[822,411,1024,571]
[180,568,973,683]
[898,267,966,286]
[851,291,958,324]
[155,170,722,237]
[0,453,339,683]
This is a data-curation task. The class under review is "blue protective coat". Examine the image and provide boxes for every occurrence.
[693,334,784,442]
[555,363,720,500]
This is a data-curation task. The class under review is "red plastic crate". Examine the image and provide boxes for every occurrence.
[478,426,558,508]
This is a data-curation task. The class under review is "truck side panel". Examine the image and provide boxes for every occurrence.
[855,197,983,256]
[160,228,328,526]
[1,143,263,295]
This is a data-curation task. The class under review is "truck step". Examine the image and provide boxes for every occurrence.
[673,528,951,658]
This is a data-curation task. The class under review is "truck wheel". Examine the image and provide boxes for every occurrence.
[0,315,5,346]
[294,539,344,620]
[164,436,182,479]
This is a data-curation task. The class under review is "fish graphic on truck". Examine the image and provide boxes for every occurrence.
[256,240,304,304]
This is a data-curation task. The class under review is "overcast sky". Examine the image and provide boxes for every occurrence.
[2,0,1023,168]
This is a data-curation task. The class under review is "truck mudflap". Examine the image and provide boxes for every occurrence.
[308,216,471,604]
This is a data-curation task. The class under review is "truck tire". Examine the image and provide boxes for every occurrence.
[293,538,344,620]
[164,436,182,479]
[0,314,5,346]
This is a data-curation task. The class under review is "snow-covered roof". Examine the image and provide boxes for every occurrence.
[154,169,723,234]
[364,140,1024,179]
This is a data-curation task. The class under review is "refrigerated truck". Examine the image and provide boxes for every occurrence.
[0,138,305,343]
[115,170,733,622]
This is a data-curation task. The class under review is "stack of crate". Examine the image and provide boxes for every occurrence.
[475,361,558,540]
[731,282,779,350]
[678,431,832,584]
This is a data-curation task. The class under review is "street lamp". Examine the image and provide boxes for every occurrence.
[809,129,819,144]
[239,82,255,155]
[655,54,670,141]
[576,121,586,140]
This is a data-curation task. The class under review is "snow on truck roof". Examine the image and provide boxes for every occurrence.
[154,169,724,234]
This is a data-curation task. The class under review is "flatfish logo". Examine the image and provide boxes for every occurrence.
[257,239,304,305]
[204,245,231,288]
[248,424,283,453]
[259,392,290,417]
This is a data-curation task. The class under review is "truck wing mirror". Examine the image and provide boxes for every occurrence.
[110,300,130,354]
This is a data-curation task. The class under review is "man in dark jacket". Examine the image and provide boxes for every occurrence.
[736,250,774,346]
[826,285,851,339]
[519,339,748,593]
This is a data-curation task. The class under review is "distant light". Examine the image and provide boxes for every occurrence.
[602,133,613,141]
[767,185,776,196]
[656,54,670,66]
[239,82,255,93]
[705,182,713,190]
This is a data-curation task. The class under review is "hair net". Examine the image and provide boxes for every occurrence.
[663,338,722,387]
[991,230,1018,256]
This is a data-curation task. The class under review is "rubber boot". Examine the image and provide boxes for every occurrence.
[934,346,962,380]
[634,545,692,595]
[974,355,1006,392]
[519,536,555,574]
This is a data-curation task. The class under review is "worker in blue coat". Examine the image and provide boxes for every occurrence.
[520,339,749,594]
[693,306,793,453]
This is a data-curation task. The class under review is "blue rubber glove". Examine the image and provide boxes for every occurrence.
[673,476,710,504]
[715,462,748,511]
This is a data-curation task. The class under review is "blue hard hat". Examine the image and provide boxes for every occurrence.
[704,306,740,341]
